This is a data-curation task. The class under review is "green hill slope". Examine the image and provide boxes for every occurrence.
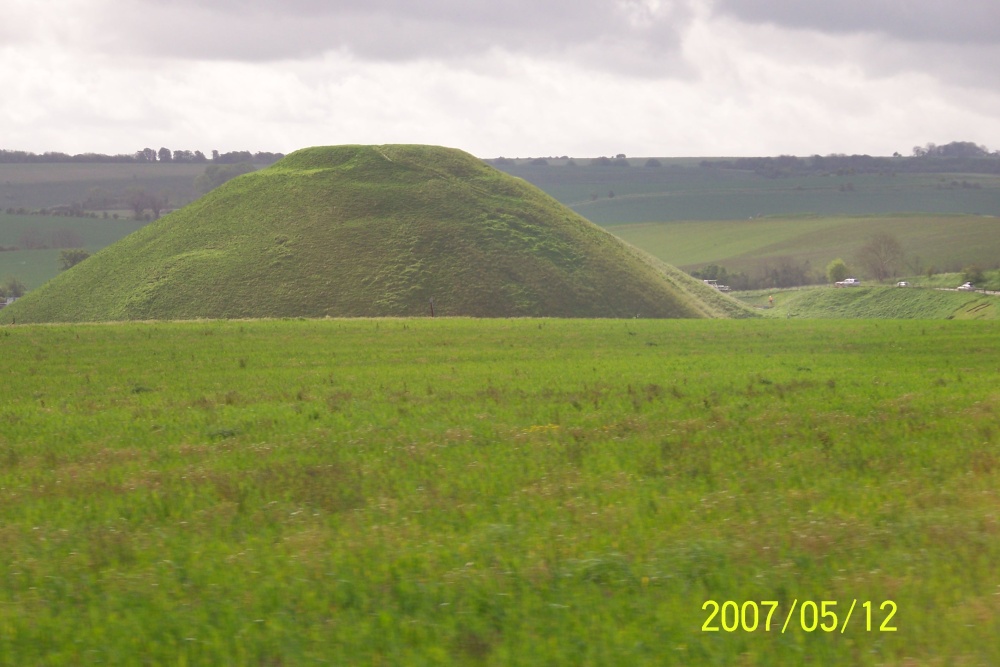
[741,286,998,319]
[1,145,751,322]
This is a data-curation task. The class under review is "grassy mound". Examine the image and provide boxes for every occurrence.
[1,145,750,322]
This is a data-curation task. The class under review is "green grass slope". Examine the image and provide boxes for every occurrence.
[1,146,752,323]
[740,286,999,319]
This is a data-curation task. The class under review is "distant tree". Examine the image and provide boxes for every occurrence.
[963,264,985,285]
[194,162,255,195]
[216,150,253,164]
[84,186,116,210]
[644,158,662,168]
[124,187,152,219]
[2,276,26,298]
[529,158,549,166]
[136,147,157,163]
[931,141,989,158]
[50,228,84,248]
[826,258,849,283]
[193,150,208,163]
[692,264,728,282]
[158,147,172,162]
[856,233,904,282]
[18,229,46,249]
[757,258,819,288]
[607,190,616,198]
[212,150,220,162]
[59,249,90,270]
[615,153,626,159]
[691,264,751,289]
[149,192,168,219]
[252,151,284,164]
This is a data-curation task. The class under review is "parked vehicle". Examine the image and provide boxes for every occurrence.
[835,278,861,287]
[702,279,732,292]
[957,282,975,291]
[896,281,910,287]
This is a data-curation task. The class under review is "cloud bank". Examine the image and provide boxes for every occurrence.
[0,0,997,157]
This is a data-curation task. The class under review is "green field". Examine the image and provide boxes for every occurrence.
[487,164,1000,287]
[0,214,147,289]
[496,164,1000,224]
[610,214,1000,276]
[0,162,206,212]
[2,318,998,665]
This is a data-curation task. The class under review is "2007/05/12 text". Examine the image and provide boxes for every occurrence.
[702,600,897,633]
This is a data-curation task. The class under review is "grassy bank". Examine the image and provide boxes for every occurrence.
[738,285,999,320]
[1,318,998,665]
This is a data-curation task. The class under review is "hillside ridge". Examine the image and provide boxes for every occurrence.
[1,145,752,322]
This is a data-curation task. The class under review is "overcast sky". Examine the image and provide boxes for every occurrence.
[2,0,998,158]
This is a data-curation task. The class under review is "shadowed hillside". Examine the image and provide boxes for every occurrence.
[1,145,751,322]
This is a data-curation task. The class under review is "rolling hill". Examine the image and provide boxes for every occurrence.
[0,145,751,323]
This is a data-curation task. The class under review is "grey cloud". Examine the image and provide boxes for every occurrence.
[88,0,695,73]
[711,0,1000,44]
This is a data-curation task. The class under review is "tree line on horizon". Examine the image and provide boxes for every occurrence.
[0,148,284,165]
[699,141,1000,177]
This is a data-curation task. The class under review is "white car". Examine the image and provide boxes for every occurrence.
[957,282,975,291]
[896,281,910,287]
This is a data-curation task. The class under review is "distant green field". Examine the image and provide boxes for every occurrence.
[0,163,206,211]
[611,214,1000,276]
[1,318,999,665]
[497,165,1000,224]
[0,214,146,289]
[496,165,1000,284]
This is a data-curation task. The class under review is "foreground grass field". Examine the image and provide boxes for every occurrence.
[1,318,999,665]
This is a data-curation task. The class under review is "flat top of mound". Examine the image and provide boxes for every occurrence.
[1,145,754,323]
